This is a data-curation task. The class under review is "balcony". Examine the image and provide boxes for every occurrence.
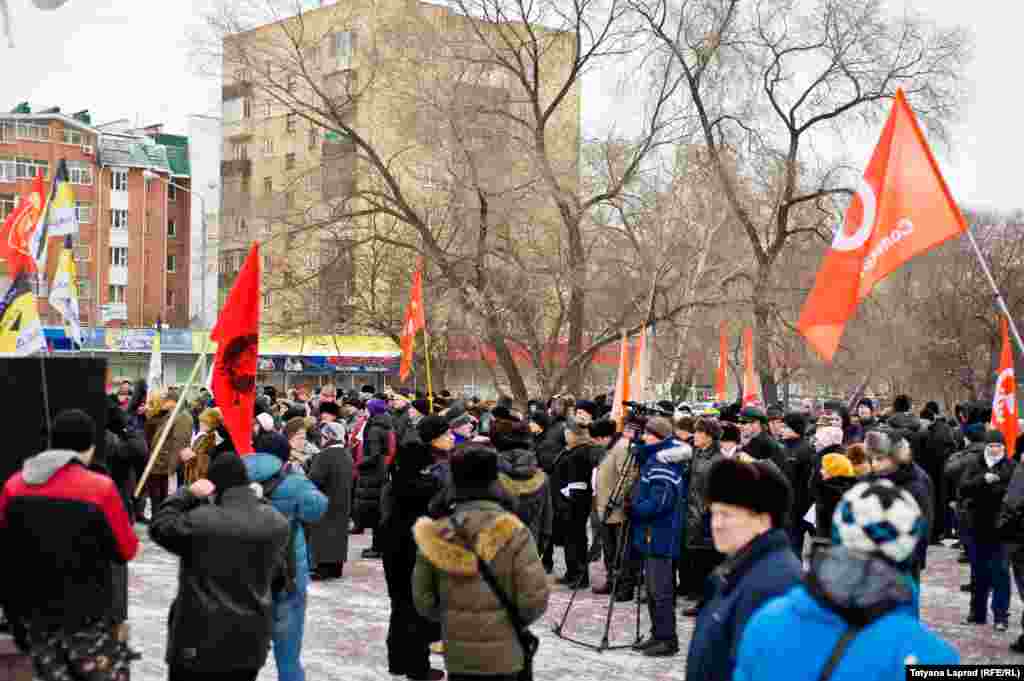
[221,159,252,179]
[109,265,128,286]
[101,303,128,323]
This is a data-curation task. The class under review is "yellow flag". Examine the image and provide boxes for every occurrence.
[0,272,46,355]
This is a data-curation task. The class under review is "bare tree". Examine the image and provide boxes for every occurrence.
[631,0,971,403]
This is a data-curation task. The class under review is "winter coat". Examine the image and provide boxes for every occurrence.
[551,442,599,535]
[809,443,846,505]
[959,454,1016,543]
[0,451,138,636]
[412,499,550,676]
[686,443,721,548]
[594,438,639,526]
[145,406,195,477]
[813,474,857,539]
[103,429,146,519]
[945,442,985,500]
[629,438,691,560]
[867,463,933,570]
[779,436,815,523]
[149,486,289,673]
[354,413,394,527]
[497,448,553,543]
[392,407,413,447]
[243,453,328,589]
[743,431,787,472]
[84,458,131,624]
[305,444,354,566]
[685,528,801,681]
[733,547,958,681]
[184,431,215,486]
[998,462,1024,543]
[536,420,566,473]
[888,412,928,463]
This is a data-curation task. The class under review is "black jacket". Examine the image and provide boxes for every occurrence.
[868,463,933,570]
[354,413,394,524]
[150,486,289,673]
[813,474,857,539]
[779,436,815,520]
[687,443,721,548]
[551,443,598,527]
[998,463,1024,543]
[743,431,787,471]
[960,455,1016,542]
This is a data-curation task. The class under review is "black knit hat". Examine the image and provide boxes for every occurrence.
[451,445,498,495]
[418,415,451,445]
[720,422,741,444]
[52,409,96,453]
[589,419,616,440]
[707,458,793,528]
[208,454,249,494]
[318,401,341,418]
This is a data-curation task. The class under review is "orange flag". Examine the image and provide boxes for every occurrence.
[715,322,728,402]
[741,327,762,407]
[399,260,426,381]
[797,89,967,362]
[609,330,632,429]
[991,315,1018,456]
[0,172,46,278]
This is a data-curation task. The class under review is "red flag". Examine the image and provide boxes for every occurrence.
[398,260,426,381]
[741,327,762,407]
[991,316,1018,457]
[715,322,728,402]
[0,172,45,277]
[610,330,632,430]
[797,89,967,362]
[211,242,261,455]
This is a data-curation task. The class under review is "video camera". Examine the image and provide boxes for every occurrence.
[620,401,670,442]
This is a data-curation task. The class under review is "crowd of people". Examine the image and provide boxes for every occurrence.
[2,380,1023,680]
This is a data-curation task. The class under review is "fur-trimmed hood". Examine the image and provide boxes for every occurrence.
[413,502,526,576]
[499,470,547,496]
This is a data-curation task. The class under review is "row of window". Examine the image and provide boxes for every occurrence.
[109,246,177,272]
[0,121,94,147]
[104,284,179,308]
[0,162,181,195]
[0,193,93,223]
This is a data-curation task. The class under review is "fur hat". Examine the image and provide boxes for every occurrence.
[208,454,249,493]
[418,415,451,445]
[491,420,533,452]
[199,407,223,429]
[318,401,341,418]
[361,385,376,395]
[720,422,741,444]
[645,416,674,440]
[588,419,617,440]
[575,400,599,418]
[52,409,96,453]
[832,480,924,569]
[706,458,792,528]
[451,445,498,495]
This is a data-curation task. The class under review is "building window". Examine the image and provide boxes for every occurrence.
[168,220,176,237]
[110,246,128,266]
[111,208,128,230]
[15,157,48,179]
[0,157,14,182]
[167,290,176,307]
[308,125,319,150]
[109,284,126,303]
[168,183,177,201]
[330,31,354,69]
[73,245,91,262]
[0,193,14,220]
[167,254,177,272]
[243,97,252,119]
[286,114,297,133]
[62,128,87,146]
[237,69,251,84]
[224,97,243,123]
[285,153,296,170]
[263,137,273,155]
[111,168,128,191]
[263,176,272,194]
[236,217,248,235]
[263,291,273,307]
[15,122,49,141]
[75,201,92,224]
[232,142,248,161]
[67,160,92,185]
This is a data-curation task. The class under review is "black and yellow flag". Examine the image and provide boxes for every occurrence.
[0,272,45,355]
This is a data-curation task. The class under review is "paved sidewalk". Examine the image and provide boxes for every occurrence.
[126,530,1018,680]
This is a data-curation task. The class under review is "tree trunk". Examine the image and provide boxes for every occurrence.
[753,276,779,406]
[487,320,530,403]
[564,228,587,395]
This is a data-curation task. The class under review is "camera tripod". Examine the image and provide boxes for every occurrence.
[552,442,643,652]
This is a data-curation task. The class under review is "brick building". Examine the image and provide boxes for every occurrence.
[0,105,193,329]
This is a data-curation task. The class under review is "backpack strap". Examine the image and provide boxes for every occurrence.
[816,626,862,681]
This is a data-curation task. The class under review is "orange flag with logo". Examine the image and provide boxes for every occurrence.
[797,89,967,362]
[715,322,728,402]
[741,327,762,407]
[399,260,426,381]
[991,316,1018,456]
[609,330,632,429]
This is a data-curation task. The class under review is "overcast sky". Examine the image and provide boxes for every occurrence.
[3,0,1020,213]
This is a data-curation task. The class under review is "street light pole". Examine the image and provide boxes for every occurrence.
[142,170,215,328]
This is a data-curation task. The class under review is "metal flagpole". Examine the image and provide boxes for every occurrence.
[424,327,434,414]
[965,226,1024,356]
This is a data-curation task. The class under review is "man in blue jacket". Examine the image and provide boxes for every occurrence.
[685,457,801,681]
[734,480,958,681]
[245,433,328,681]
[629,416,691,657]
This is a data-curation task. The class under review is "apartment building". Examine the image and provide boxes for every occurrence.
[0,105,194,329]
[218,0,581,333]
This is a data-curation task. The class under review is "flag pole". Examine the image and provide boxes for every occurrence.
[423,327,434,414]
[134,340,208,498]
[965,226,1024,356]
